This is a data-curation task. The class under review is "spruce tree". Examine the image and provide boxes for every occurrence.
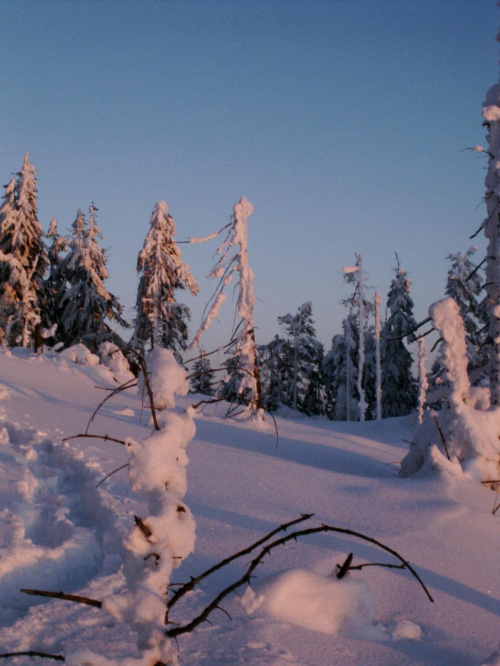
[190,347,215,396]
[131,201,199,361]
[381,261,417,417]
[445,247,486,373]
[0,154,48,347]
[57,205,128,351]
[44,217,68,330]
[275,302,324,414]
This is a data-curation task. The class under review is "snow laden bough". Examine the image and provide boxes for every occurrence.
[401,298,500,505]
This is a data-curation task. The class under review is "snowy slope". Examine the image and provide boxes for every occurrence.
[0,347,498,665]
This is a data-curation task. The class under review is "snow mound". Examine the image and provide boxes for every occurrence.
[59,343,100,367]
[262,569,379,638]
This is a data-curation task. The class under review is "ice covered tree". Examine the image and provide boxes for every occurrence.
[0,154,49,347]
[131,201,199,361]
[381,260,418,418]
[190,346,215,396]
[189,197,263,414]
[57,205,128,351]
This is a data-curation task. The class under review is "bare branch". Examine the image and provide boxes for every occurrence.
[166,518,433,637]
[0,651,64,662]
[20,588,102,608]
[166,514,313,616]
[96,462,129,488]
[63,433,127,446]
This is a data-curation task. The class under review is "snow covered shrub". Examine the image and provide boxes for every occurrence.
[401,298,500,483]
[102,348,196,665]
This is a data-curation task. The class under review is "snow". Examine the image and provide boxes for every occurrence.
[0,347,498,664]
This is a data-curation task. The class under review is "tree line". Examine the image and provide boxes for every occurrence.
[0,153,487,421]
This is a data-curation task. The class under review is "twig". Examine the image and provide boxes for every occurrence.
[85,378,137,434]
[96,462,129,488]
[166,519,433,637]
[166,513,313,616]
[63,433,127,446]
[0,651,64,661]
[335,552,353,579]
[20,589,102,608]
[433,415,451,460]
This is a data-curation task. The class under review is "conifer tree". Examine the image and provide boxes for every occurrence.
[190,197,263,414]
[257,335,284,412]
[57,205,128,351]
[0,154,48,347]
[44,217,68,330]
[445,247,486,372]
[131,201,199,361]
[274,302,324,414]
[381,260,417,417]
[323,317,359,421]
[190,347,215,396]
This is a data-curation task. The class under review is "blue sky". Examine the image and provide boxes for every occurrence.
[1,0,499,355]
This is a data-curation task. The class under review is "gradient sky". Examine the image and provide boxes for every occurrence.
[1,0,499,357]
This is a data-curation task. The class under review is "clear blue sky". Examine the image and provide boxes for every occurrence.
[1,0,498,355]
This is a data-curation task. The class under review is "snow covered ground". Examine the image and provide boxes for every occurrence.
[0,347,498,665]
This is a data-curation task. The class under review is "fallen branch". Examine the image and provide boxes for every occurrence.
[20,589,102,608]
[166,518,433,637]
[166,513,313,616]
[0,651,64,662]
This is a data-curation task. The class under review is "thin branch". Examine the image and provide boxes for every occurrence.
[63,433,127,446]
[0,651,64,662]
[465,257,486,283]
[166,519,433,637]
[96,462,129,488]
[433,416,451,460]
[20,589,102,608]
[85,378,137,434]
[166,513,313,615]
[430,336,444,353]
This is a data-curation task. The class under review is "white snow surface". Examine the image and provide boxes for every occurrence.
[0,347,498,664]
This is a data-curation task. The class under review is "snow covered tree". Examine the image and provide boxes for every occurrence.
[445,247,487,373]
[257,334,285,412]
[43,217,68,330]
[190,197,263,414]
[190,347,215,396]
[323,316,360,421]
[381,260,418,418]
[274,302,324,414]
[131,200,199,362]
[342,254,372,420]
[57,205,128,351]
[0,154,49,347]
